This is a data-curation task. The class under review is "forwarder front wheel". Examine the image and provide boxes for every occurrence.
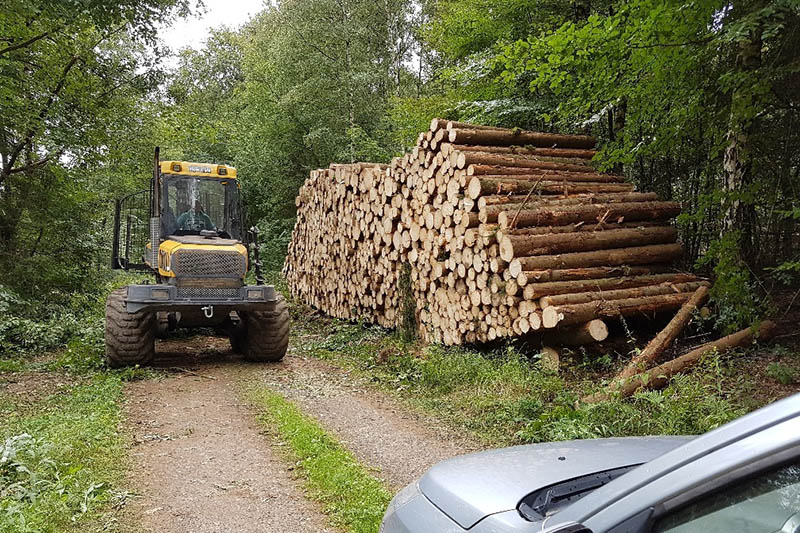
[105,288,155,367]
[242,295,290,362]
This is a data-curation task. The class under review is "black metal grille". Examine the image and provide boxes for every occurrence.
[176,287,240,299]
[112,189,151,270]
[172,250,245,278]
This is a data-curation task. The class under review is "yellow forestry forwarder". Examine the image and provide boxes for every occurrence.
[107,148,289,366]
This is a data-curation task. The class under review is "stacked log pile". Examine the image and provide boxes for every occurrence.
[284,120,707,346]
[283,162,400,328]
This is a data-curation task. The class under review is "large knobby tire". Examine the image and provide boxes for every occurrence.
[105,288,156,367]
[242,295,290,362]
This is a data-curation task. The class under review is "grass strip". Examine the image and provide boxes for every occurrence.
[245,384,392,533]
[0,372,127,533]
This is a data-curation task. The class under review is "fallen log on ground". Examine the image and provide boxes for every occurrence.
[582,320,776,403]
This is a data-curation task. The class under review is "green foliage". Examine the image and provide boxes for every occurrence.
[698,233,767,332]
[246,385,391,533]
[766,362,797,385]
[0,374,126,532]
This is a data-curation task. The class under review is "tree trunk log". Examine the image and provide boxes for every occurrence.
[541,292,693,328]
[443,143,596,159]
[540,319,609,346]
[467,177,634,199]
[519,265,672,283]
[509,243,683,272]
[521,273,698,299]
[539,281,709,308]
[499,226,677,261]
[498,202,682,229]
[448,128,597,149]
[467,165,624,182]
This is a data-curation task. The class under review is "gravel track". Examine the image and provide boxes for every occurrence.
[123,337,332,533]
[123,333,477,530]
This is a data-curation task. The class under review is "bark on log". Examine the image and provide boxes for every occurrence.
[499,226,677,262]
[479,192,658,209]
[508,243,683,272]
[448,128,597,149]
[498,202,682,229]
[521,273,698,299]
[467,165,624,182]
[457,152,598,174]
[519,265,671,283]
[467,177,635,199]
[442,143,597,159]
[538,281,709,308]
[541,292,693,328]
[583,320,776,402]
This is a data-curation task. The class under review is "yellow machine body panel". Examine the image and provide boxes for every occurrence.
[160,161,237,179]
[156,239,248,279]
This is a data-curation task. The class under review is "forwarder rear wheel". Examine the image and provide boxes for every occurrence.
[243,295,289,362]
[105,288,155,367]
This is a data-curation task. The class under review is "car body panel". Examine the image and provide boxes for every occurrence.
[554,394,800,531]
[417,437,690,529]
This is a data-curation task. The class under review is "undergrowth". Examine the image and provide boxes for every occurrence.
[0,374,127,532]
[0,272,153,530]
[245,384,391,533]
[295,318,751,446]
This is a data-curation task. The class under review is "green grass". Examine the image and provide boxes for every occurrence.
[0,372,127,532]
[293,318,750,446]
[245,384,392,533]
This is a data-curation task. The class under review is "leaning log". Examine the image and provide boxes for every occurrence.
[615,286,710,380]
[519,273,698,299]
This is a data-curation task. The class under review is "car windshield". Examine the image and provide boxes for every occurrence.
[161,176,242,239]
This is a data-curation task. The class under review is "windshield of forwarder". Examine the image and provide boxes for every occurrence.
[161,176,242,239]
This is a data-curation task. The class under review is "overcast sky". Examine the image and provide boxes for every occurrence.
[159,0,266,53]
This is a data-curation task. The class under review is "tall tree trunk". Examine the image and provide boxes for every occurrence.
[721,22,762,259]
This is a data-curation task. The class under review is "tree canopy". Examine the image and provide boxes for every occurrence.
[0,0,797,330]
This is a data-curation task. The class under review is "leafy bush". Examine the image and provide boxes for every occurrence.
[699,234,767,333]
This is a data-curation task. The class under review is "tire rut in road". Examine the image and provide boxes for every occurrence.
[123,337,334,533]
[259,354,482,491]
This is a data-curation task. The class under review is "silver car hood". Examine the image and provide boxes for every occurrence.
[418,436,690,529]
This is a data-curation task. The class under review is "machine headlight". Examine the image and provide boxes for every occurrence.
[151,288,170,300]
[247,289,263,300]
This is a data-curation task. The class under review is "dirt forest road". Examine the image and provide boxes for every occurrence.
[123,335,478,532]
